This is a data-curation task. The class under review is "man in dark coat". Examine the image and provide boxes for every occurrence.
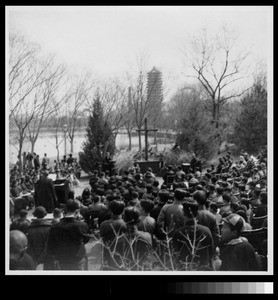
[220,213,260,271]
[27,206,52,267]
[34,170,58,213]
[173,199,214,269]
[46,200,90,270]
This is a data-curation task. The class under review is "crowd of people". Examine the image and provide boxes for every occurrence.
[9,152,81,217]
[9,147,268,271]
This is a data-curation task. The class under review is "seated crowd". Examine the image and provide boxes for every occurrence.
[9,148,268,271]
[9,152,81,217]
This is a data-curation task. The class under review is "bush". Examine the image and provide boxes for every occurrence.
[162,150,189,168]
[114,150,136,174]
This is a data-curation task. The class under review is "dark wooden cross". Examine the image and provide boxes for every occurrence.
[137,118,158,161]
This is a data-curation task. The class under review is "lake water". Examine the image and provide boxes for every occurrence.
[9,130,174,164]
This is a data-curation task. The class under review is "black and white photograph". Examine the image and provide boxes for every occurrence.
[6,6,273,277]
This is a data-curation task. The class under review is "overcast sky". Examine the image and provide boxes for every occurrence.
[7,6,273,98]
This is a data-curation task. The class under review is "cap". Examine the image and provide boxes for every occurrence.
[223,213,245,233]
[33,206,47,218]
[174,188,189,201]
[19,209,28,218]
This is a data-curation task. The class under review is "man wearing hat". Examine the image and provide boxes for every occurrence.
[34,169,58,213]
[219,213,260,271]
[157,188,187,239]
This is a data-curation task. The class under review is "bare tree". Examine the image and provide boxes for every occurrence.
[26,59,67,153]
[126,56,169,151]
[123,87,136,150]
[9,32,49,119]
[9,32,59,171]
[183,25,253,149]
[67,73,94,154]
[49,94,71,163]
[101,78,127,140]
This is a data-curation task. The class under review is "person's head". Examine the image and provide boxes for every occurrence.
[65,199,80,216]
[216,187,223,195]
[160,184,167,190]
[221,213,245,243]
[92,195,101,203]
[253,188,261,199]
[211,176,218,184]
[192,190,207,206]
[11,180,18,188]
[260,179,266,188]
[140,199,155,214]
[240,198,250,210]
[68,190,75,200]
[109,200,125,216]
[25,175,31,182]
[248,181,256,190]
[105,195,115,208]
[19,209,28,219]
[174,188,188,202]
[195,184,203,191]
[82,188,91,199]
[204,172,212,179]
[123,206,140,226]
[158,190,169,203]
[236,210,248,223]
[222,194,231,205]
[33,206,47,219]
[10,230,28,261]
[260,192,267,205]
[182,199,199,219]
[153,180,159,187]
[241,178,248,185]
[146,185,153,194]
[53,208,62,219]
[209,202,218,214]
[132,191,139,200]
[208,184,215,192]
[221,182,229,189]
[230,201,239,213]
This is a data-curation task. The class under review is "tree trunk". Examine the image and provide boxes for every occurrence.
[164,130,167,145]
[56,146,60,163]
[70,139,74,154]
[154,130,157,148]
[18,138,23,173]
[30,139,36,154]
[138,131,142,150]
[216,100,220,129]
[216,100,221,154]
[128,131,132,151]
[212,100,217,125]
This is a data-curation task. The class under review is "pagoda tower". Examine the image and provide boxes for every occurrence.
[147,67,163,146]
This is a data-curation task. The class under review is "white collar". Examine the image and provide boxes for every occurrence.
[227,236,248,245]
